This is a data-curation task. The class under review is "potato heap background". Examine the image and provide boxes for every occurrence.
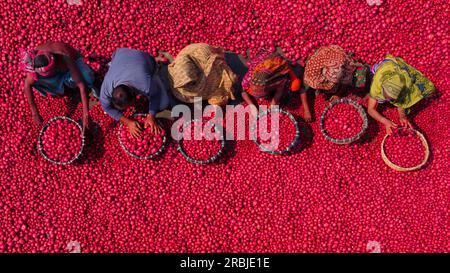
[0,0,449,252]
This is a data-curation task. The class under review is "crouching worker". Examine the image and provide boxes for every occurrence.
[167,43,238,106]
[100,48,172,138]
[240,49,306,120]
[367,54,435,134]
[303,45,370,102]
[20,42,96,130]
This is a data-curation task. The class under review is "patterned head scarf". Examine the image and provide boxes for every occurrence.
[20,49,56,80]
[251,69,275,86]
[168,43,237,105]
[380,71,406,100]
[250,57,290,87]
[304,45,356,92]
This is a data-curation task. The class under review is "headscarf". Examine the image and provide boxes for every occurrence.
[251,57,290,86]
[245,54,299,98]
[241,49,273,91]
[168,43,237,105]
[304,45,356,91]
[370,54,435,109]
[380,71,406,100]
[20,49,56,80]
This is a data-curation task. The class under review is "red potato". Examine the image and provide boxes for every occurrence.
[384,130,427,169]
[323,103,364,140]
[0,0,448,253]
[40,119,83,163]
[179,120,223,162]
[255,111,298,153]
[120,116,165,158]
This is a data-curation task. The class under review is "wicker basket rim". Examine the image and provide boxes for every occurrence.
[319,98,368,145]
[37,116,85,165]
[380,128,430,172]
[251,108,301,155]
[176,118,226,164]
[118,113,168,160]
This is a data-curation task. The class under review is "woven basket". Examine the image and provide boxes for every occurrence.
[251,108,301,155]
[37,116,85,165]
[381,128,430,172]
[118,114,168,160]
[320,98,368,144]
[176,118,225,165]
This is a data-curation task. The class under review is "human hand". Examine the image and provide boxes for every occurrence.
[329,95,341,102]
[127,119,143,138]
[82,111,90,133]
[32,112,44,126]
[304,108,312,122]
[385,120,398,135]
[144,115,162,135]
[399,116,413,129]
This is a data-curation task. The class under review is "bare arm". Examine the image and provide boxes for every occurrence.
[23,75,43,125]
[145,75,165,134]
[65,56,90,130]
[397,107,413,128]
[148,75,166,116]
[397,107,406,119]
[300,91,312,122]
[270,85,285,107]
[241,91,258,108]
[242,91,260,115]
[367,97,388,125]
[367,97,397,134]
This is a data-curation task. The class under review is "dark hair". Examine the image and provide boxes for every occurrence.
[112,85,133,109]
[34,54,50,68]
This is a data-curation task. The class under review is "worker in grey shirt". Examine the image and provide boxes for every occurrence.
[100,48,170,137]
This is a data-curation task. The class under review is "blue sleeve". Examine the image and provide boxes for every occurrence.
[147,86,159,116]
[147,74,170,116]
[100,84,123,121]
